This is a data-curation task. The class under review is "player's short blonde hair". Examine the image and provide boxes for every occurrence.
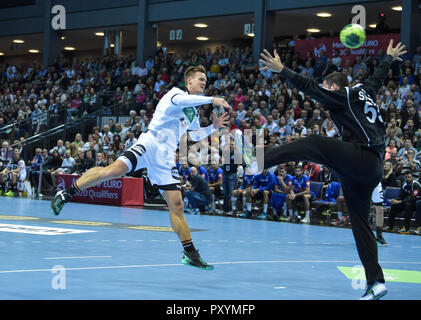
[184,65,206,83]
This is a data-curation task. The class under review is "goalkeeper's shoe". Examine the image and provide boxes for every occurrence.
[359,281,388,300]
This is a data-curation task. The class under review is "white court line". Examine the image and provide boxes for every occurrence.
[44,256,112,260]
[1,260,420,274]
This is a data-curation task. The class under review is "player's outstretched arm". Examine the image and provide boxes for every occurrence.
[364,39,407,93]
[259,49,346,110]
[172,94,230,110]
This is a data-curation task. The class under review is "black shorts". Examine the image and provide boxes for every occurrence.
[251,189,271,200]
[212,186,222,197]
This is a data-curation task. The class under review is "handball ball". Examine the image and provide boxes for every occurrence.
[340,24,366,49]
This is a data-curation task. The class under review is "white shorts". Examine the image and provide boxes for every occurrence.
[371,182,383,204]
[118,131,180,190]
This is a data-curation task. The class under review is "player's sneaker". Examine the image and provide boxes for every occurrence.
[272,215,281,221]
[239,211,252,218]
[359,281,388,300]
[4,190,14,197]
[257,213,268,220]
[191,208,200,215]
[383,226,392,232]
[301,216,310,224]
[214,209,224,215]
[415,227,421,235]
[181,250,214,270]
[376,236,388,246]
[399,227,410,234]
[50,190,72,216]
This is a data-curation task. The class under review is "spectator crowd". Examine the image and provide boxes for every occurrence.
[1,41,421,235]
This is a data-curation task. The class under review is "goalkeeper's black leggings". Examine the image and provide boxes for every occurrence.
[264,134,384,285]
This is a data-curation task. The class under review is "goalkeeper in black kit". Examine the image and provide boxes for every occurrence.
[257,40,406,300]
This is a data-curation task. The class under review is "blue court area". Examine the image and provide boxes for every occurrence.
[0,196,420,300]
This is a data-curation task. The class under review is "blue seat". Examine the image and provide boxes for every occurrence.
[310,182,324,200]
[313,182,342,206]
[382,187,401,209]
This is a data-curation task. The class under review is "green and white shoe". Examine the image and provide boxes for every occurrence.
[50,190,72,216]
[182,250,214,270]
[359,281,388,300]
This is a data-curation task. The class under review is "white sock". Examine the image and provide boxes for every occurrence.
[231,197,237,211]
[242,196,247,206]
[305,210,310,218]
[247,203,252,211]
[337,211,343,220]
[263,204,268,214]
[273,209,278,216]
[289,209,293,216]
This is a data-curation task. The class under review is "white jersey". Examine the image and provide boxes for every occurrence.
[147,87,213,151]
[118,87,217,189]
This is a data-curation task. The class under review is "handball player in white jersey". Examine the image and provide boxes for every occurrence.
[51,65,230,270]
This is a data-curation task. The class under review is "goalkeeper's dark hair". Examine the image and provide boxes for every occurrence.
[323,72,349,88]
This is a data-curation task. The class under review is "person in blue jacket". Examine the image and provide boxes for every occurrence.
[230,172,255,216]
[270,166,294,221]
[241,169,276,219]
[287,165,315,224]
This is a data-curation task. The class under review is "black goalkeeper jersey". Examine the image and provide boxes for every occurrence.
[279,55,393,157]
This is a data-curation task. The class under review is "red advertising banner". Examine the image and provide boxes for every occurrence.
[57,174,144,206]
[295,33,400,59]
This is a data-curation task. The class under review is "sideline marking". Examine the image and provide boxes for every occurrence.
[44,256,112,260]
[338,266,421,284]
[0,223,96,235]
[1,260,421,274]
[0,215,39,221]
[50,220,112,226]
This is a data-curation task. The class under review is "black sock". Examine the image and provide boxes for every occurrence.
[376,227,383,238]
[182,239,196,253]
[66,182,81,196]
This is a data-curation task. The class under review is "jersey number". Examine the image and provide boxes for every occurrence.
[364,102,384,124]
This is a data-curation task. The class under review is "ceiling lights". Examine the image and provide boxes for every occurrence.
[247,33,254,37]
[368,24,377,28]
[13,39,24,44]
[316,12,332,17]
[196,36,209,41]
[64,46,75,51]
[194,23,208,28]
[391,6,402,11]
[95,32,105,36]
[28,49,39,53]
[307,28,320,33]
